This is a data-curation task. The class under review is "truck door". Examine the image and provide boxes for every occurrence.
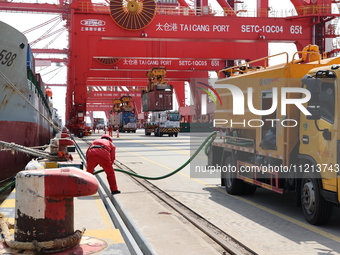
[300,71,337,189]
[298,70,338,224]
[260,90,277,150]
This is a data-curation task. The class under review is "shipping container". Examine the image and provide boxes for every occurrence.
[110,114,120,128]
[142,89,173,111]
[120,112,135,125]
[117,112,137,132]
[26,45,35,73]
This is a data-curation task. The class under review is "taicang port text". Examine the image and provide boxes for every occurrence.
[213,118,298,128]
[195,164,340,174]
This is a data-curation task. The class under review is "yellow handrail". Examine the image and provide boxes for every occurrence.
[218,52,289,78]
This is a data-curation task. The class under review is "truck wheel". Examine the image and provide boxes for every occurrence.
[301,174,333,225]
[221,175,226,187]
[174,133,178,137]
[224,156,244,195]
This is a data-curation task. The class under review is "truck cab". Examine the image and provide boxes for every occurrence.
[145,111,180,137]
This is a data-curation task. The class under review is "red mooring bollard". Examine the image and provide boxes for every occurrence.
[60,127,70,138]
[59,132,70,138]
[62,127,69,134]
[58,138,74,155]
[14,167,98,242]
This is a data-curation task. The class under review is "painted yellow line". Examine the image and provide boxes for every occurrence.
[0,199,15,208]
[85,229,124,243]
[117,139,209,162]
[117,147,191,179]
[214,186,340,243]
[118,147,340,243]
[94,195,114,228]
[0,192,124,242]
[0,191,17,234]
[121,139,190,155]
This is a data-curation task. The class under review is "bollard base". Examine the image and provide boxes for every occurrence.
[0,236,107,254]
[57,161,83,170]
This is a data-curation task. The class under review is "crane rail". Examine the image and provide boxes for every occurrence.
[78,137,258,255]
[73,136,155,255]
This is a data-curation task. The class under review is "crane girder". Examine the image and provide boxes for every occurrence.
[90,15,312,43]
[2,0,335,133]
[90,57,227,71]
[87,80,185,87]
[91,39,272,60]
[68,7,316,130]
[86,70,210,81]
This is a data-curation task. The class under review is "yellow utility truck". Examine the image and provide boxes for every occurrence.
[209,45,340,225]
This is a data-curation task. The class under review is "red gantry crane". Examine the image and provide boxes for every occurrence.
[0,0,339,135]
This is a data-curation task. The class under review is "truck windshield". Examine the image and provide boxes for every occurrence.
[169,113,180,121]
[317,77,335,124]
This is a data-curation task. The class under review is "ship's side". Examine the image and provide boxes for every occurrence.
[0,21,55,181]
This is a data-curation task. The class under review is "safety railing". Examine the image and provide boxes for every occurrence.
[291,50,323,64]
[217,48,328,78]
[295,4,334,16]
[217,52,289,78]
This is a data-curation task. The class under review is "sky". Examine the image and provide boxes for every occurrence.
[0,0,306,124]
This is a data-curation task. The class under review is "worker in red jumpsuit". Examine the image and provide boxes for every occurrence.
[86,134,120,195]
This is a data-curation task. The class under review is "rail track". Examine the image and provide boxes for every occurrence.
[77,137,258,255]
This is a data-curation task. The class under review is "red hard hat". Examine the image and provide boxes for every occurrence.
[101,134,112,142]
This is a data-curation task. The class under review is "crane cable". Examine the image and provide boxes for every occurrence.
[0,132,217,194]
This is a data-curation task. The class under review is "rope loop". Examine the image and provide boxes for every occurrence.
[0,213,85,254]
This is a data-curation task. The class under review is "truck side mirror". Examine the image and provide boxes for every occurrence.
[323,129,331,140]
